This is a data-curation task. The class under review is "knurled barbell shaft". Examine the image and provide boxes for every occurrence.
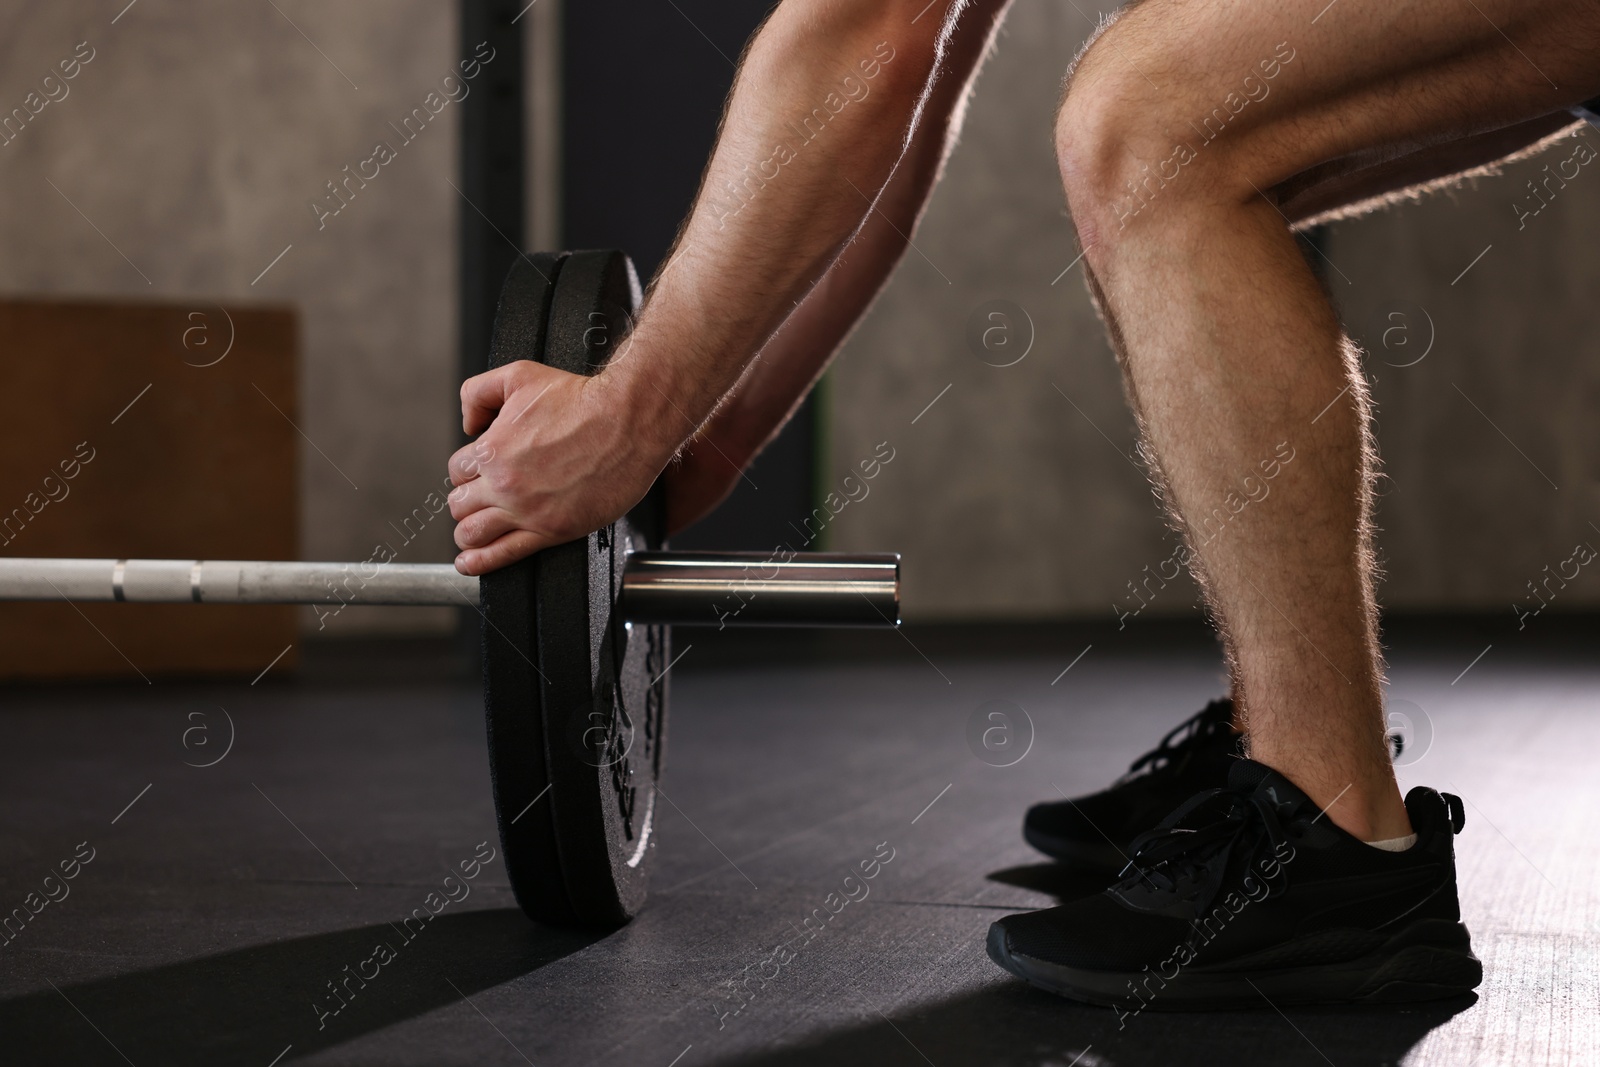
[0,557,480,606]
[0,552,901,627]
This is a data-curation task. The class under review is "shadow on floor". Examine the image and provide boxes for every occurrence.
[2,907,599,1066]
[705,981,1476,1067]
[987,862,1116,904]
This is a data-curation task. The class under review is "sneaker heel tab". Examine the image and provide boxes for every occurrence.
[1402,785,1458,835]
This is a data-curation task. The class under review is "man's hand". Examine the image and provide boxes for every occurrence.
[447,361,669,575]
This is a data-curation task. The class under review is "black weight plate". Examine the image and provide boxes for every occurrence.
[481,249,670,928]
[481,251,570,924]
[541,250,670,925]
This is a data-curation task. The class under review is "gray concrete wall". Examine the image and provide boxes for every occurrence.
[0,0,466,634]
[826,0,1600,623]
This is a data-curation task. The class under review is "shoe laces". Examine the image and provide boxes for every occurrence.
[1116,699,1234,785]
[1116,780,1297,909]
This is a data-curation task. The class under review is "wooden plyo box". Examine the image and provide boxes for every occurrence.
[0,298,299,681]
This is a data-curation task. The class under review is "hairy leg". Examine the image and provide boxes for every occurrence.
[1058,0,1600,839]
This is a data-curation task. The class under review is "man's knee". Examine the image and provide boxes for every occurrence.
[1055,18,1299,259]
[1055,31,1199,257]
[1055,26,1137,251]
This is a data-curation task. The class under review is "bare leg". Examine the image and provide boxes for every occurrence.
[1057,0,1600,839]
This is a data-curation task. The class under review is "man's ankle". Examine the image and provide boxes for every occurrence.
[1247,757,1412,841]
[1310,795,1412,842]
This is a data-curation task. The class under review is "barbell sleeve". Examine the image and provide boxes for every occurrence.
[0,552,902,627]
[620,552,900,627]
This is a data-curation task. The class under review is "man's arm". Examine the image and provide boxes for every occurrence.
[665,0,1013,534]
[448,0,964,575]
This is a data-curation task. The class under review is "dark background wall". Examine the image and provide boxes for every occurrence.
[561,0,815,552]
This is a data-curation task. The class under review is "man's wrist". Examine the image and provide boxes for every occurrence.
[600,318,717,466]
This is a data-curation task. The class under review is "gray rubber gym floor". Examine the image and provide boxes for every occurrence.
[2,621,1594,1066]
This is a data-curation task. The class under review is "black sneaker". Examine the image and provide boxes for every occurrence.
[988,760,1482,1010]
[1023,699,1240,870]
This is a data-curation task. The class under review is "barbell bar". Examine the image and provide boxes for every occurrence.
[0,552,901,627]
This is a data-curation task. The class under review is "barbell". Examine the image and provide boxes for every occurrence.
[0,248,901,928]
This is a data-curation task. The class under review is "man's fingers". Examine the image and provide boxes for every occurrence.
[447,437,496,488]
[456,529,547,576]
[462,361,582,436]
[447,476,492,521]
[460,365,519,436]
[454,505,520,551]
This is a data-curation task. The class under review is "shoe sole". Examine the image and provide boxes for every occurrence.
[986,917,1482,1010]
[1021,825,1126,872]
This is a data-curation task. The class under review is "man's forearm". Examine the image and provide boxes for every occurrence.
[665,0,1012,531]
[603,0,962,457]
[694,0,1011,468]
